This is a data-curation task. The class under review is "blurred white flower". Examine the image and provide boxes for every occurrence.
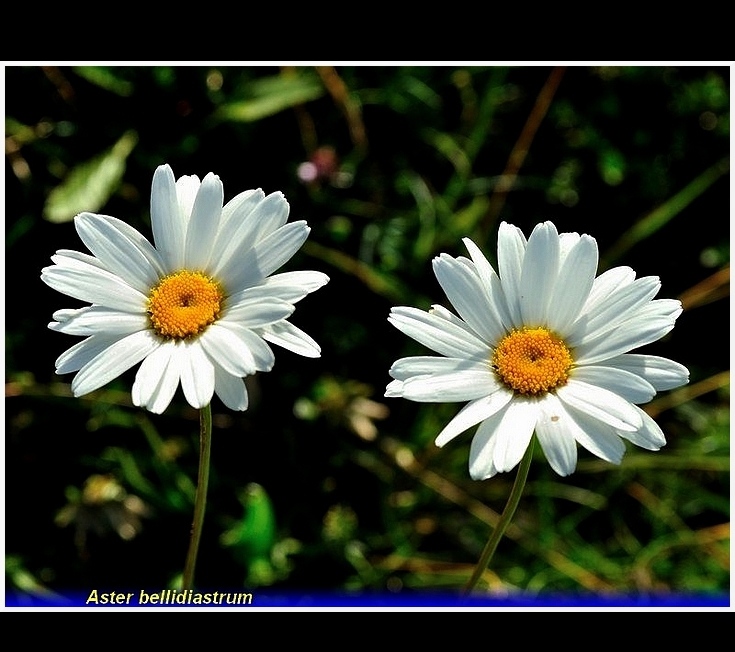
[386,222,688,479]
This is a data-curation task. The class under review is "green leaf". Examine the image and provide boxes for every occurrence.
[213,72,325,123]
[43,130,138,223]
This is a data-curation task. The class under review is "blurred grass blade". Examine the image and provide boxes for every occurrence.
[213,71,325,123]
[396,170,437,262]
[302,240,410,302]
[645,370,730,418]
[448,195,491,244]
[6,555,67,601]
[678,265,730,311]
[602,156,730,266]
[43,130,138,223]
[72,66,134,96]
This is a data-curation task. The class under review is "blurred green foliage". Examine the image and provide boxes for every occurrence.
[4,65,729,603]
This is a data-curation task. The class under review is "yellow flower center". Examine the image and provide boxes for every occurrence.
[492,327,573,395]
[148,270,223,340]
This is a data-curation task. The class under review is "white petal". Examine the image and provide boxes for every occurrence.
[559,404,626,464]
[221,188,264,225]
[603,354,690,391]
[55,333,125,374]
[461,238,498,291]
[42,259,148,312]
[547,234,598,335]
[74,212,164,292]
[51,308,85,327]
[582,265,636,316]
[567,276,661,346]
[492,398,539,473]
[385,379,404,397]
[519,221,560,325]
[428,304,486,339]
[214,191,288,264]
[387,306,490,359]
[399,365,500,403]
[219,221,310,293]
[556,380,642,432]
[534,393,578,476]
[150,164,185,270]
[176,174,201,218]
[214,365,250,411]
[210,188,265,270]
[435,388,514,447]
[71,330,160,397]
[221,297,294,328]
[246,191,291,243]
[496,221,527,326]
[199,324,258,376]
[571,364,657,404]
[49,248,106,270]
[251,220,310,278]
[557,232,581,262]
[461,238,514,336]
[468,409,506,480]
[260,320,321,358]
[574,313,679,365]
[255,270,330,303]
[218,322,275,372]
[389,356,477,381]
[432,254,505,343]
[179,341,215,409]
[617,406,667,450]
[50,306,149,336]
[226,282,297,306]
[132,343,182,414]
[644,298,684,320]
[185,172,223,270]
[488,266,517,331]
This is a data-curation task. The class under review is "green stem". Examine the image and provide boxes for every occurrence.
[463,438,534,595]
[182,403,213,590]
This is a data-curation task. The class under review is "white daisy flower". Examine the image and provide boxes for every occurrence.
[42,164,328,414]
[386,221,689,479]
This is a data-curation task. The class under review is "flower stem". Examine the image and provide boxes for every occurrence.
[462,438,534,595]
[182,403,213,590]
